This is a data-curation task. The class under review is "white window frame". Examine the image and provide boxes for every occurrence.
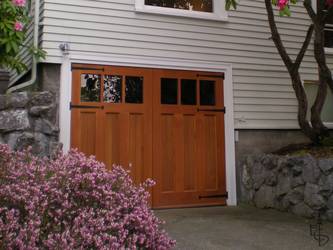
[135,0,228,22]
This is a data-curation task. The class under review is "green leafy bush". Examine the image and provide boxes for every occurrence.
[0,0,44,72]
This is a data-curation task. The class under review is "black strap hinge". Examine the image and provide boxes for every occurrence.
[199,192,228,199]
[197,73,224,79]
[70,102,104,110]
[71,66,104,71]
[197,107,225,113]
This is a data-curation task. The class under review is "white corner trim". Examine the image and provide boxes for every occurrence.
[224,66,237,206]
[59,52,237,206]
[59,54,72,153]
[135,0,228,22]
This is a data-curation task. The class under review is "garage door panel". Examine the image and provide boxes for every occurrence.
[71,109,103,160]
[104,112,121,169]
[202,114,219,191]
[79,111,97,156]
[160,114,177,193]
[129,113,145,184]
[183,114,197,191]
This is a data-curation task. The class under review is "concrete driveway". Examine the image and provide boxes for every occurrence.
[155,205,333,250]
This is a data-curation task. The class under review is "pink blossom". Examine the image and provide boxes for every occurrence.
[278,0,288,10]
[14,21,24,31]
[12,0,26,7]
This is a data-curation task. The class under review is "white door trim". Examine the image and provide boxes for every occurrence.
[59,52,237,206]
[59,53,72,154]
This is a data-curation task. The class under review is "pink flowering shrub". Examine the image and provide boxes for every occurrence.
[0,144,175,249]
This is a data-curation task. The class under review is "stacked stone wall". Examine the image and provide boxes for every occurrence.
[0,91,60,156]
[241,154,333,220]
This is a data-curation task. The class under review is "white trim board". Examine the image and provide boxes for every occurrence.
[59,52,237,206]
[135,0,228,22]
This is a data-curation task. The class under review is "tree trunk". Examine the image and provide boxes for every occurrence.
[289,70,320,143]
[303,1,331,140]
[264,0,322,143]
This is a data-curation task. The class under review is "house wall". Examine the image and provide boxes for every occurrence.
[38,0,328,129]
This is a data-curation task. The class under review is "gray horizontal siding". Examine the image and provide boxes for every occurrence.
[40,0,331,129]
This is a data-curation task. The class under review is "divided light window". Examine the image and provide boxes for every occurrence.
[324,13,333,48]
[136,0,226,21]
[145,0,213,13]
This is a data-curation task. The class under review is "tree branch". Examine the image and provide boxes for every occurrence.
[311,68,329,136]
[294,24,314,69]
[304,0,317,24]
[264,0,292,68]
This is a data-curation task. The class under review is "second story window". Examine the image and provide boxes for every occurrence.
[135,0,227,21]
[145,0,213,13]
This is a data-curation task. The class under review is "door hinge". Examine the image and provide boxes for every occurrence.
[197,107,226,113]
[197,73,224,79]
[71,66,104,71]
[199,192,228,199]
[69,102,104,110]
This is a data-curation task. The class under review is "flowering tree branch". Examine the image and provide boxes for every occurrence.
[225,0,333,143]
[0,0,45,72]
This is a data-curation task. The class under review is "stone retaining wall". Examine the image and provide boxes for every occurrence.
[241,154,333,220]
[0,91,61,156]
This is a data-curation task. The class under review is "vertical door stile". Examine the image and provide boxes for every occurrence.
[175,72,183,195]
[70,70,79,150]
[95,74,104,162]
[152,70,161,206]
[120,74,129,169]
[145,70,153,185]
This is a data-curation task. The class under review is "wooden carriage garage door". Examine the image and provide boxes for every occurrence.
[152,69,226,208]
[71,65,226,208]
[71,65,153,185]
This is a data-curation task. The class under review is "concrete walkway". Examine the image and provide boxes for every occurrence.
[155,205,333,250]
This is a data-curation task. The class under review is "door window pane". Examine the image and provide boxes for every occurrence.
[145,0,213,12]
[200,80,215,106]
[181,79,196,105]
[80,74,101,102]
[104,75,122,103]
[161,78,178,104]
[125,76,143,103]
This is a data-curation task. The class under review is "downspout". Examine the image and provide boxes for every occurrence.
[7,0,40,93]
